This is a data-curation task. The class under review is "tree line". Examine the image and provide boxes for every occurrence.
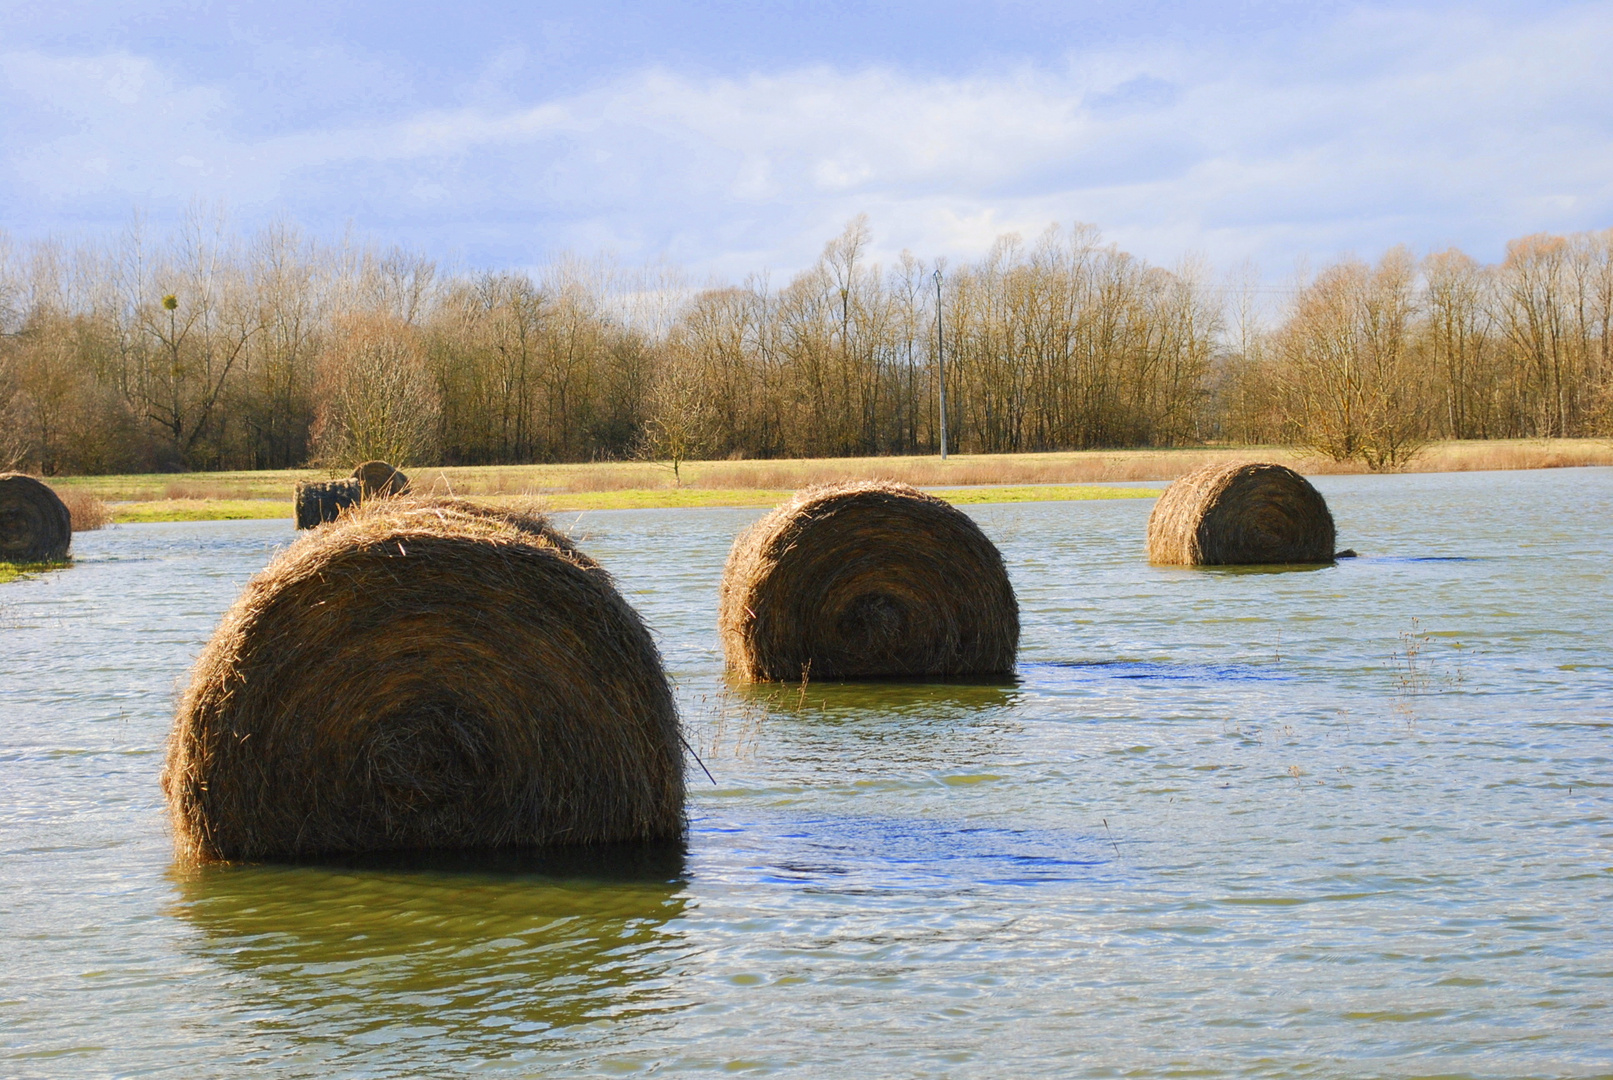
[2,212,1609,476]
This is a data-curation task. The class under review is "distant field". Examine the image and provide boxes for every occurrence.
[37,438,1612,523]
[89,484,1157,523]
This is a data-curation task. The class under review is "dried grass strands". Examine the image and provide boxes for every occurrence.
[57,490,112,531]
[719,480,1019,681]
[1146,461,1337,566]
[0,473,72,563]
[353,460,411,497]
[163,499,684,862]
[293,478,362,529]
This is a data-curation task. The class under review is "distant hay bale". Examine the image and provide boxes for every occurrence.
[294,478,362,530]
[162,499,684,862]
[1146,461,1336,566]
[719,480,1018,681]
[0,473,72,563]
[353,460,410,498]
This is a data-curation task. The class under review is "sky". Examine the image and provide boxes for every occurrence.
[2,0,1611,281]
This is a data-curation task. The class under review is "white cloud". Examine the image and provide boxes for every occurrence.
[2,2,1612,279]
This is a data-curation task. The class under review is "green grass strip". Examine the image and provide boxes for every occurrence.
[0,560,71,585]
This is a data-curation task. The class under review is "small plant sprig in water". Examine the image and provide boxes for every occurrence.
[1388,618,1470,725]
[1394,618,1435,697]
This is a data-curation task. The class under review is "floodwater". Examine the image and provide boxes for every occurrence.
[2,468,1610,1078]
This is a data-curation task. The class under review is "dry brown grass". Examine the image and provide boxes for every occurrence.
[719,480,1019,681]
[1147,462,1336,566]
[56,489,111,531]
[163,498,684,862]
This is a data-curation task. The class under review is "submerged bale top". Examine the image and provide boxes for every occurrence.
[0,473,72,563]
[353,460,410,498]
[719,480,1019,682]
[163,498,684,862]
[1146,461,1336,566]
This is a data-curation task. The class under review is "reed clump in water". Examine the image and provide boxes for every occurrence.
[56,489,112,531]
[162,498,685,862]
[719,480,1019,681]
[0,473,73,563]
[1146,461,1336,566]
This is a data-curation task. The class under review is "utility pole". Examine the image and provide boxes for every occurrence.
[933,268,948,460]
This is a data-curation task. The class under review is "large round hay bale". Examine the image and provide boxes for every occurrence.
[0,473,72,563]
[719,481,1018,682]
[1146,461,1336,566]
[294,478,362,529]
[353,460,410,498]
[162,500,684,862]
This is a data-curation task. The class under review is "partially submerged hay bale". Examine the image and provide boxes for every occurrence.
[1146,461,1336,566]
[0,473,72,563]
[719,480,1018,681]
[163,499,684,862]
[353,460,410,497]
[294,478,362,530]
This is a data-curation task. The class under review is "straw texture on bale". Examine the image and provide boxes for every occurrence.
[163,498,684,862]
[294,478,362,529]
[1146,461,1336,566]
[353,460,410,497]
[0,473,72,563]
[719,480,1018,681]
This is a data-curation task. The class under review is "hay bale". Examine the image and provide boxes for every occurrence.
[1146,461,1336,566]
[294,478,362,530]
[353,460,410,498]
[162,499,684,861]
[0,473,72,563]
[719,480,1018,681]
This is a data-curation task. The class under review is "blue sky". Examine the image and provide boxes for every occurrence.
[2,1,1610,279]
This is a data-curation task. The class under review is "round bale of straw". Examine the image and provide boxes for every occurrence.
[294,477,362,530]
[1146,461,1336,566]
[353,460,410,498]
[163,500,684,861]
[0,473,72,563]
[719,480,1018,682]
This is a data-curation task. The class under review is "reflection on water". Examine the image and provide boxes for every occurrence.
[170,845,689,1059]
[692,679,1023,779]
[724,676,1020,719]
[1027,659,1291,684]
[1167,560,1337,575]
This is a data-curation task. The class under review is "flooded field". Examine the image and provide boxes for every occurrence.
[2,468,1610,1077]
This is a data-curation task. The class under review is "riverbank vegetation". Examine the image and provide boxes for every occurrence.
[3,215,1611,481]
[37,438,1608,522]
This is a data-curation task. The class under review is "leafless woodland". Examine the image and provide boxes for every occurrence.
[2,212,1610,476]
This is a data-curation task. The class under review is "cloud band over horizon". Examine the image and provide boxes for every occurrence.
[2,1,1610,281]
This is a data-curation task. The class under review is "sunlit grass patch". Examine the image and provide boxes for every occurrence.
[112,499,295,523]
[933,484,1158,504]
[0,559,70,585]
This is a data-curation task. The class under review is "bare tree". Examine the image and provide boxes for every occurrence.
[313,313,438,467]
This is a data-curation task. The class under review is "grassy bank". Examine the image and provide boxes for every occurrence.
[36,438,1611,524]
[97,483,1157,523]
[0,560,70,585]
